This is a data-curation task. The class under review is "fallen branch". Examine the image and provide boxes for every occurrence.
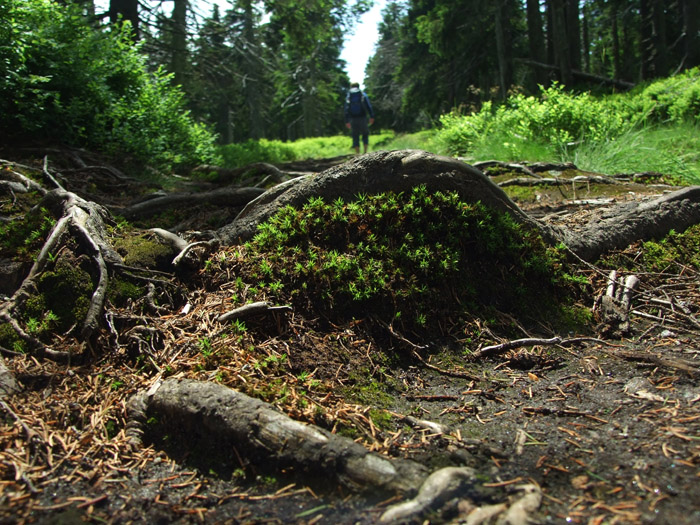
[217,301,292,324]
[473,336,606,359]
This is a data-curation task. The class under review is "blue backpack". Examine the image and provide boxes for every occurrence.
[347,90,365,117]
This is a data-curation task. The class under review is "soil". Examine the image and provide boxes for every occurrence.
[1,151,699,524]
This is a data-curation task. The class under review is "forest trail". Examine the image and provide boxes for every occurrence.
[1,149,699,524]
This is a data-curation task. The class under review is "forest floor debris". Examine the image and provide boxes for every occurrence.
[1,151,699,524]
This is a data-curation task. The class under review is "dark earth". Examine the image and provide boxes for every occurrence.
[1,149,698,524]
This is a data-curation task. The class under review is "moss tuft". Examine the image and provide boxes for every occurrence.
[114,234,176,270]
[22,254,94,336]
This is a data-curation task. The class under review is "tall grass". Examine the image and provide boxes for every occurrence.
[570,122,700,184]
[432,67,700,184]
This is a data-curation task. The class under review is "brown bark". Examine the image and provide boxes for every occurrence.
[494,0,514,99]
[127,379,430,494]
[171,0,188,87]
[527,0,548,85]
[681,0,700,68]
[550,0,573,85]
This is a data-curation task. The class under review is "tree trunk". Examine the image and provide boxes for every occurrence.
[171,0,188,87]
[581,0,590,72]
[681,0,699,68]
[494,1,514,100]
[565,0,581,71]
[550,0,573,85]
[241,0,265,140]
[651,0,667,76]
[109,0,139,39]
[527,0,548,85]
[640,0,667,78]
[545,2,555,66]
[611,1,621,81]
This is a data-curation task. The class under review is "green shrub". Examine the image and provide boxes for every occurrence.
[436,69,700,154]
[0,0,219,170]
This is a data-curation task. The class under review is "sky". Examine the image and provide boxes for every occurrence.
[96,0,386,87]
[340,1,387,86]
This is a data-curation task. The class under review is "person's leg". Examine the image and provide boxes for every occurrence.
[350,120,361,155]
[359,118,370,154]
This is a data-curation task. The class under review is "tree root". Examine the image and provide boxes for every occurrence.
[473,336,607,359]
[0,188,122,365]
[126,378,429,494]
[378,466,476,523]
[118,186,266,220]
[126,378,537,523]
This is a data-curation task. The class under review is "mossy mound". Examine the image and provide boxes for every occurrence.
[210,186,586,339]
[114,233,176,270]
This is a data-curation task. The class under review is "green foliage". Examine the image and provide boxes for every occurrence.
[198,337,213,357]
[243,186,568,332]
[437,84,634,155]
[570,122,700,185]
[0,205,55,260]
[436,70,700,183]
[0,0,219,170]
[631,68,700,124]
[218,139,297,168]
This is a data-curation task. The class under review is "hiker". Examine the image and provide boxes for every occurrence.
[344,82,375,154]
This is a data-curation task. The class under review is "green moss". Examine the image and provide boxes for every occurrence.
[368,408,393,430]
[22,255,94,336]
[601,224,700,272]
[341,366,400,408]
[0,322,26,353]
[113,234,175,269]
[108,278,144,306]
[0,205,56,260]
[241,186,572,334]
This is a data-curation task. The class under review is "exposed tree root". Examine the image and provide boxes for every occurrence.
[126,378,429,494]
[0,187,123,374]
[216,301,292,324]
[216,150,700,264]
[118,186,266,220]
[218,150,543,244]
[561,186,700,261]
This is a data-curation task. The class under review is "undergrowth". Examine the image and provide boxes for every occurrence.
[433,69,700,184]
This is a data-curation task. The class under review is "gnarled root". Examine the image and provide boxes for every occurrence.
[126,378,429,495]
